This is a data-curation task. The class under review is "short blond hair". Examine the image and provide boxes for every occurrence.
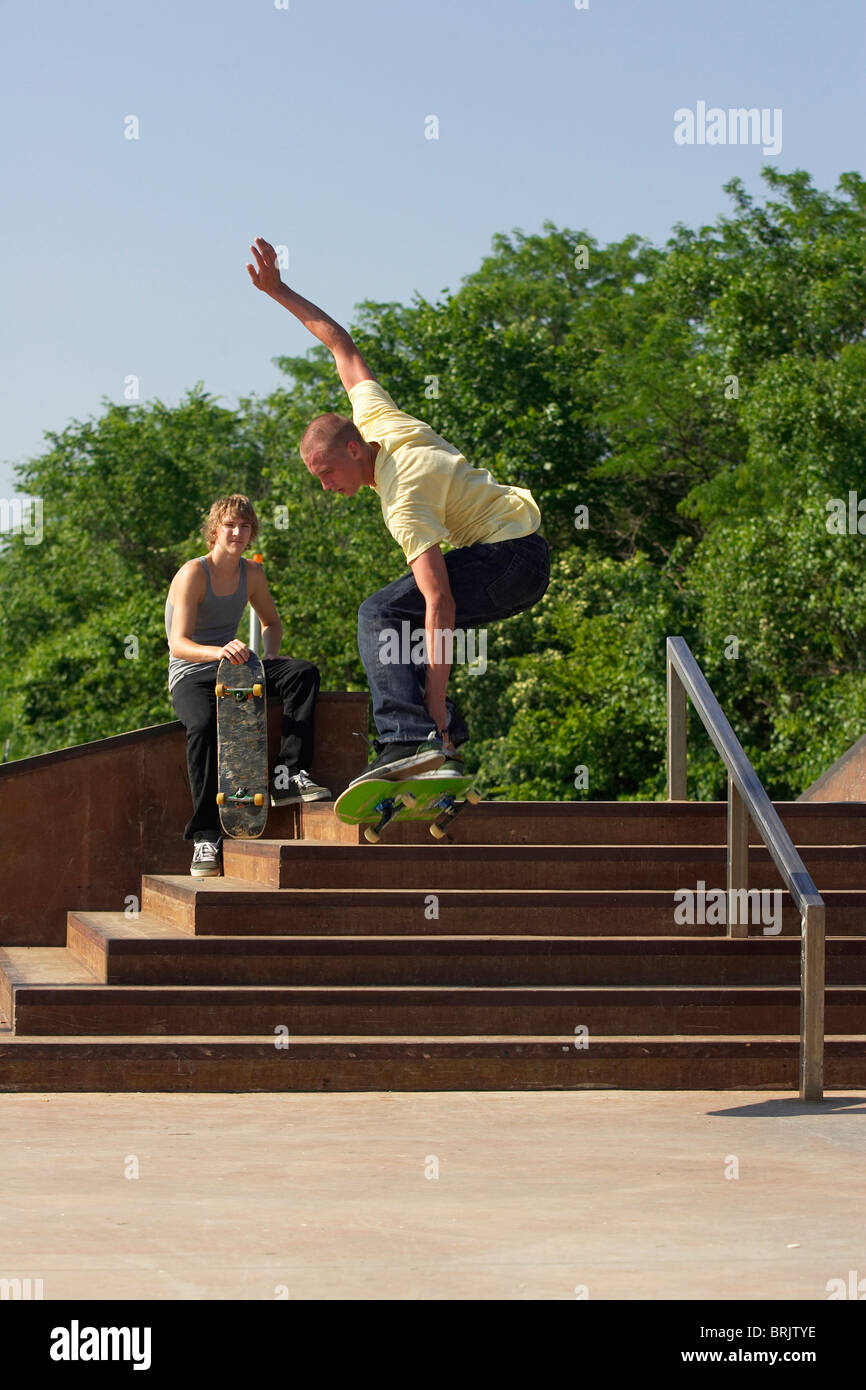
[300,412,364,462]
[202,494,260,547]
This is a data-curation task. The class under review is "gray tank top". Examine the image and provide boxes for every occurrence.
[165,556,248,692]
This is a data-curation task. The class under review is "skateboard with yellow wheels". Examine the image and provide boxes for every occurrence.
[334,772,481,844]
[214,653,268,839]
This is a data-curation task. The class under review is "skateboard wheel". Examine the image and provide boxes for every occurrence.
[400,792,417,809]
[252,683,263,697]
[215,684,226,697]
[465,788,482,805]
[364,827,381,844]
[216,792,226,806]
[430,822,447,840]
[254,793,265,806]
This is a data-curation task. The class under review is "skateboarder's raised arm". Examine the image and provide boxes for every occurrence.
[246,236,376,395]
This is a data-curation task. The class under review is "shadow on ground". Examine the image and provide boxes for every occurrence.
[708,1093,866,1118]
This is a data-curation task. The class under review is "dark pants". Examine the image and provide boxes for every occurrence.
[171,657,320,840]
[357,532,550,745]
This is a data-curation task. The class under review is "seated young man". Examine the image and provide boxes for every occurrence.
[165,493,329,876]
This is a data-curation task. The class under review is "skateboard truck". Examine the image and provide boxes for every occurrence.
[429,787,481,839]
[216,787,266,807]
[364,790,419,844]
[215,683,263,700]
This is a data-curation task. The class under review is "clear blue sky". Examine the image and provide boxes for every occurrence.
[1,0,863,498]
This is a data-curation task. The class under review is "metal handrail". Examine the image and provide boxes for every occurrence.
[666,637,825,1102]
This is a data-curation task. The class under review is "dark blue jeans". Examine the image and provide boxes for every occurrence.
[357,532,550,745]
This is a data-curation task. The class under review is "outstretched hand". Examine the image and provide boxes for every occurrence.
[246,237,283,296]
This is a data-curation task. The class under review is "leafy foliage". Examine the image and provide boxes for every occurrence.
[2,167,864,805]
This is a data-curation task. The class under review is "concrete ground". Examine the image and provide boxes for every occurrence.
[0,1090,863,1301]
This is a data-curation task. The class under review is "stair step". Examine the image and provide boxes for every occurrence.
[222,840,866,891]
[7,979,866,1036]
[0,947,96,1020]
[139,878,729,937]
[0,1032,863,1091]
[5,794,865,1092]
[138,877,866,937]
[67,912,191,975]
[62,918,866,986]
[300,799,866,847]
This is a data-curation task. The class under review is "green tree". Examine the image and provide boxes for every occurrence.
[3,167,865,805]
[0,389,262,757]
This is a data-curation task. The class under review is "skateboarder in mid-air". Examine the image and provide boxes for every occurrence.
[246,237,551,786]
[166,493,330,876]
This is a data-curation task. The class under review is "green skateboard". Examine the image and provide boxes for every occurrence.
[334,772,481,844]
[215,653,269,839]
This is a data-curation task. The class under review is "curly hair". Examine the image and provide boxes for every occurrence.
[201,494,260,548]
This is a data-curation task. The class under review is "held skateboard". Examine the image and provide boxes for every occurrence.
[215,653,269,839]
[334,772,481,844]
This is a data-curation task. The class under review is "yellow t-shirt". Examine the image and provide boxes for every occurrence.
[349,379,541,565]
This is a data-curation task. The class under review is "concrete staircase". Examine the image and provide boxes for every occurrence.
[1,801,865,1090]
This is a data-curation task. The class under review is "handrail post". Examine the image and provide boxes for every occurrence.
[800,903,825,1102]
[667,643,687,800]
[665,636,825,1103]
[727,777,749,939]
